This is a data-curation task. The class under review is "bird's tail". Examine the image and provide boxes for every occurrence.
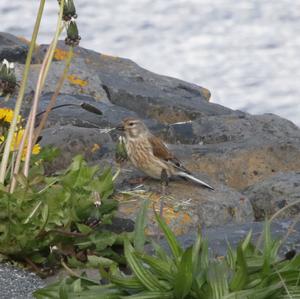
[177,171,214,190]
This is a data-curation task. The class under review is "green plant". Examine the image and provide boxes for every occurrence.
[0,155,123,272]
[0,59,17,97]
[34,202,300,298]
[0,0,81,190]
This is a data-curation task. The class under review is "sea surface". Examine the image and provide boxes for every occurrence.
[1,0,299,126]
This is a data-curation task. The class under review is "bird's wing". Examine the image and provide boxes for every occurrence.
[148,135,173,160]
[148,135,191,174]
[148,134,213,189]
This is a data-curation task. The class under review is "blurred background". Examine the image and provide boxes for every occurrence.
[1,0,299,126]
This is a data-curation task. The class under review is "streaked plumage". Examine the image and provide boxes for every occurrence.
[117,117,214,190]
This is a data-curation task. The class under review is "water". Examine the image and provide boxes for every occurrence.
[1,0,299,126]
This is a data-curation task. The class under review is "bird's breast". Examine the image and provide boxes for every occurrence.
[125,138,150,167]
[125,137,167,179]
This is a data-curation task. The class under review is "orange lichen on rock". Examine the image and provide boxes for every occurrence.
[54,48,69,61]
[181,212,192,225]
[161,206,192,225]
[67,75,88,87]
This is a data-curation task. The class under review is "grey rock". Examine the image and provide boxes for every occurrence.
[168,220,300,257]
[1,33,300,232]
[37,42,235,124]
[14,58,110,103]
[0,32,28,63]
[115,172,254,234]
[0,263,44,299]
[98,217,135,234]
[165,112,300,145]
[40,125,112,171]
[36,93,142,131]
[164,136,300,192]
[243,172,300,220]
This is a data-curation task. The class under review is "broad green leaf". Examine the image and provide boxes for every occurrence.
[76,232,117,251]
[87,255,115,268]
[154,211,182,262]
[136,252,173,282]
[200,239,209,269]
[224,282,282,299]
[14,173,28,188]
[174,247,193,299]
[134,199,149,252]
[192,231,202,276]
[207,261,229,299]
[241,230,252,251]
[262,220,272,275]
[111,275,144,290]
[124,238,165,291]
[226,241,236,269]
[230,244,248,291]
[120,291,174,299]
[72,279,82,293]
[59,281,69,299]
[76,223,93,234]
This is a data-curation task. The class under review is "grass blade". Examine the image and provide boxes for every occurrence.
[174,247,193,299]
[154,209,182,262]
[134,199,149,252]
[124,238,165,291]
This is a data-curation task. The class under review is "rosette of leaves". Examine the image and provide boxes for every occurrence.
[35,204,300,298]
[0,59,17,96]
[0,155,120,272]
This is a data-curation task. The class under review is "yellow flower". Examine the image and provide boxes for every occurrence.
[0,129,41,160]
[0,108,21,124]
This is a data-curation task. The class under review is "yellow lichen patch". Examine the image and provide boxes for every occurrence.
[100,53,120,60]
[201,87,211,101]
[67,75,88,87]
[91,143,100,153]
[54,48,70,60]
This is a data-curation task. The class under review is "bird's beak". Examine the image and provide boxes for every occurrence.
[116,123,125,131]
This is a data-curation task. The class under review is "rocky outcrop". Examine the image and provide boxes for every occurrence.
[244,172,300,220]
[1,33,300,232]
[1,32,300,298]
[0,32,29,63]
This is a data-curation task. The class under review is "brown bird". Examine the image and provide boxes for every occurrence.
[116,117,214,190]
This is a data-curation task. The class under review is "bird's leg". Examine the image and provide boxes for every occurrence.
[159,169,169,218]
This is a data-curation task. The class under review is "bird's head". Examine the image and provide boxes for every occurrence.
[117,117,148,138]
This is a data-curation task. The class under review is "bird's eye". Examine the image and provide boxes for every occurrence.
[129,122,134,126]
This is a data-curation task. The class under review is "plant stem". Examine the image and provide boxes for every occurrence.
[10,113,31,192]
[10,42,55,192]
[23,1,64,177]
[0,0,46,184]
[33,46,74,145]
